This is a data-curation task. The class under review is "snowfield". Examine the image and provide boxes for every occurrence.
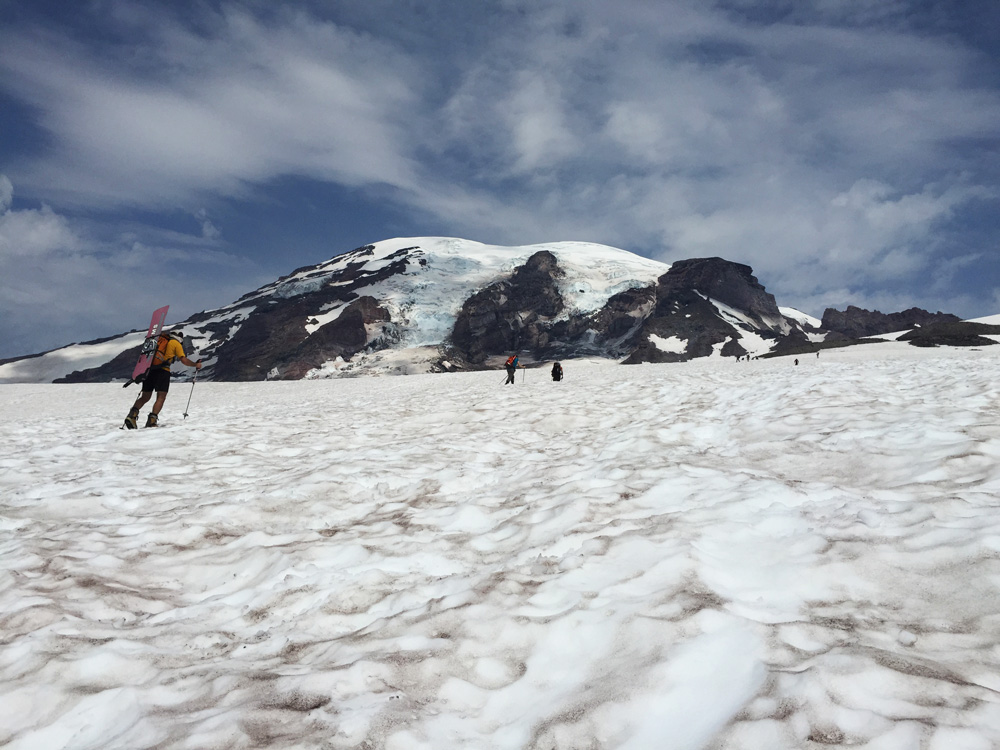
[2,343,1000,749]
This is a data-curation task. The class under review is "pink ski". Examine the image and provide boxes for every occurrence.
[130,305,170,381]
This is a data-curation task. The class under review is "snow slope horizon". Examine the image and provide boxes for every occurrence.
[1,235,987,384]
[2,342,1000,748]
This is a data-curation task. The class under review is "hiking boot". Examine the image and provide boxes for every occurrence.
[145,412,159,428]
[123,408,139,430]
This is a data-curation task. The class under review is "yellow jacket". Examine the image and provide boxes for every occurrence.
[152,337,185,372]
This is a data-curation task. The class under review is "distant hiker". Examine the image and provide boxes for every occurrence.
[124,331,201,428]
[504,353,521,384]
[794,358,799,366]
[551,362,563,381]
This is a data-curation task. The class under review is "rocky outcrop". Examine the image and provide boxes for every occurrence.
[567,285,657,356]
[449,250,566,363]
[821,306,960,338]
[897,321,1000,348]
[54,244,414,383]
[212,296,391,380]
[624,290,743,363]
[623,257,790,363]
[657,258,784,326]
[194,245,413,380]
[449,254,822,366]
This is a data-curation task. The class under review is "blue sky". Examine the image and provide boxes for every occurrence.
[1,0,999,358]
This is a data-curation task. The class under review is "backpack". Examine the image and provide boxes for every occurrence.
[151,333,179,370]
[506,355,516,367]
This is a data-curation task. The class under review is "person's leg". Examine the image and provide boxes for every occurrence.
[141,370,169,426]
[146,390,167,426]
[152,390,167,412]
[124,389,152,428]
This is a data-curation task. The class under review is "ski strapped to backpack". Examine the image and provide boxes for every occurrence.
[123,305,169,388]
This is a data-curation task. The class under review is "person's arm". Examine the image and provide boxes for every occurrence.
[180,355,202,370]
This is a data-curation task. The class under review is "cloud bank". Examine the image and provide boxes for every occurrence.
[0,176,266,358]
[1,0,998,356]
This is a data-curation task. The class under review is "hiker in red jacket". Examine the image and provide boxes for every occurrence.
[504,353,522,384]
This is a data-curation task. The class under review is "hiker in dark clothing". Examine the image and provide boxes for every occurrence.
[504,353,521,384]
[551,362,563,381]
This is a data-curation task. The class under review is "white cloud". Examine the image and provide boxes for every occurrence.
[505,72,578,173]
[0,179,264,358]
[0,8,423,208]
[196,210,221,241]
[0,174,12,212]
[0,204,80,260]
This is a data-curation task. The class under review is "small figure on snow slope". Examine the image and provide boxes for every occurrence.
[551,362,563,381]
[124,331,201,428]
[504,353,523,384]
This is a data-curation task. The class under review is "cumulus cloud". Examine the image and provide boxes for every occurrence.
[505,72,579,173]
[416,0,999,315]
[0,6,423,207]
[0,174,12,212]
[0,176,264,358]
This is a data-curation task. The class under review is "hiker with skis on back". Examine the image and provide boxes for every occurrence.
[504,353,523,384]
[124,330,201,428]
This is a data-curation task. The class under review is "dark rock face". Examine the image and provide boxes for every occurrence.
[449,250,566,363]
[277,297,392,380]
[448,250,665,364]
[209,298,312,381]
[624,291,741,364]
[211,294,392,381]
[821,306,961,338]
[559,284,657,357]
[203,244,411,380]
[657,258,782,325]
[448,254,819,366]
[623,257,787,363]
[897,321,1000,348]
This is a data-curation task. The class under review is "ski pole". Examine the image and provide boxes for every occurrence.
[183,365,199,419]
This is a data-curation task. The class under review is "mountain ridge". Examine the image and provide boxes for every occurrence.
[0,237,983,384]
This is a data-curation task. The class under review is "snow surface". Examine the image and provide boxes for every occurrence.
[0,331,148,384]
[649,334,687,354]
[2,343,1000,749]
[779,307,822,329]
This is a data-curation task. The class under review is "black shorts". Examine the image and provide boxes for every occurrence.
[141,368,171,393]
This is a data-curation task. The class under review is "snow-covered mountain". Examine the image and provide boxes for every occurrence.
[0,238,837,384]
